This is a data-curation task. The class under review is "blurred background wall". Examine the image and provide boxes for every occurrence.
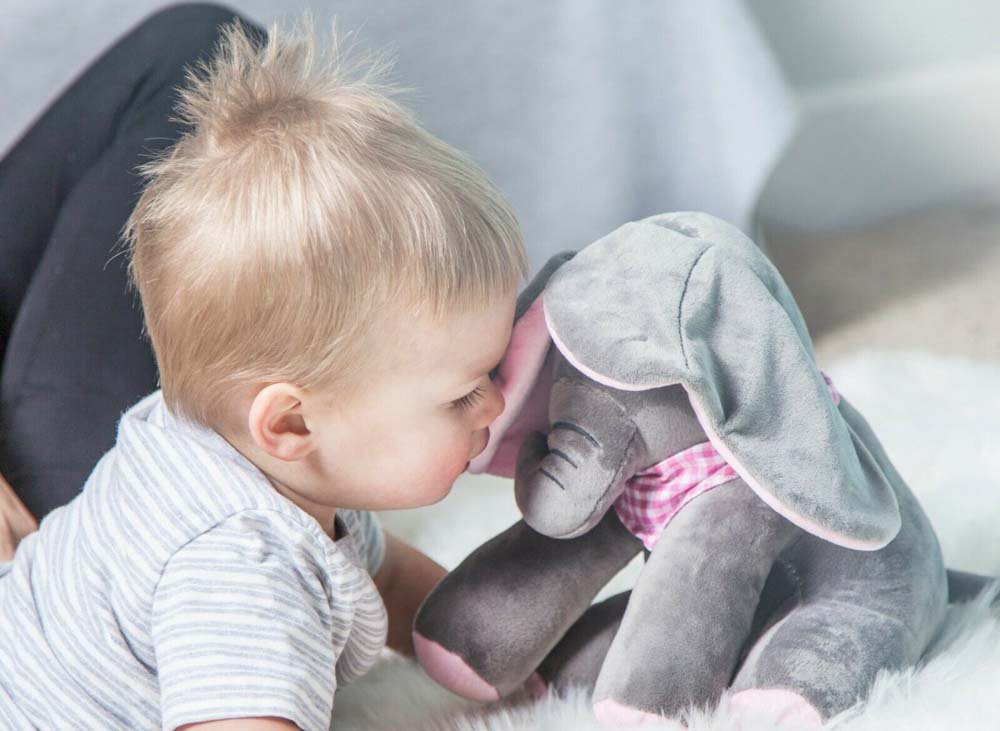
[739,1,1000,364]
[2,0,998,361]
[745,0,1000,237]
[0,0,794,274]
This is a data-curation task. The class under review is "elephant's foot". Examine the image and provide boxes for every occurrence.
[729,689,822,730]
[526,672,548,699]
[413,516,642,700]
[592,698,685,729]
[413,632,552,703]
[412,632,500,702]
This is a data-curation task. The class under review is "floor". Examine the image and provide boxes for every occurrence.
[768,197,1000,366]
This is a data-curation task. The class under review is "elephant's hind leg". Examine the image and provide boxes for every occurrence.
[729,597,910,727]
[731,512,947,725]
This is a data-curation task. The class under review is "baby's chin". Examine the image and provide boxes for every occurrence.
[385,462,468,509]
[419,480,458,507]
[417,472,466,507]
[373,482,452,512]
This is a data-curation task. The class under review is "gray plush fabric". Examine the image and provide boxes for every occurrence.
[414,212,948,726]
[541,212,900,548]
[414,512,642,698]
[513,365,705,540]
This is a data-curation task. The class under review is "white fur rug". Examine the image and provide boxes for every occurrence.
[333,349,1000,730]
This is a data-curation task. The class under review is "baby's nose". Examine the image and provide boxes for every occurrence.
[476,381,505,429]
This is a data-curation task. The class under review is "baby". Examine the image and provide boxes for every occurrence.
[0,18,525,731]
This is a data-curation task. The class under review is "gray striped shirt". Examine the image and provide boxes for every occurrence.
[0,391,387,730]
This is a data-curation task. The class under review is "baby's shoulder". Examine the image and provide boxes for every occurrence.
[98,403,326,572]
[164,506,333,571]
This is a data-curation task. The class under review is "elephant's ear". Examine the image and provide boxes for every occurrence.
[542,212,901,550]
[468,251,575,477]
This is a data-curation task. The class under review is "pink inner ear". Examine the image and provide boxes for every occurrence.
[468,296,554,477]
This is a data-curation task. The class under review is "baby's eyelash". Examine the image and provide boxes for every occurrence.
[453,385,485,411]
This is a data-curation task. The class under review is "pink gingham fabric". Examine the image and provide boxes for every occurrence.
[614,441,740,550]
[613,371,841,550]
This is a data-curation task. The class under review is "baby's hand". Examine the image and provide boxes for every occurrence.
[0,470,37,561]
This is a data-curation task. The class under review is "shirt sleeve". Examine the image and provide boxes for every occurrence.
[151,510,337,731]
[342,509,386,576]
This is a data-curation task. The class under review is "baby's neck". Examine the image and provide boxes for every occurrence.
[264,474,339,540]
[218,426,340,540]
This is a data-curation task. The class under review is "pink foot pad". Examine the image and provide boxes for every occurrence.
[729,688,823,729]
[412,631,500,702]
[593,698,685,729]
[525,672,548,699]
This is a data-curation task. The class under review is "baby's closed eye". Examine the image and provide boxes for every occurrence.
[452,385,485,411]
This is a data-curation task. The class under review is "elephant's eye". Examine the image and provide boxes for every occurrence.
[452,385,485,411]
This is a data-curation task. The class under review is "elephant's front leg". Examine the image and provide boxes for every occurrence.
[592,480,802,727]
[414,510,642,701]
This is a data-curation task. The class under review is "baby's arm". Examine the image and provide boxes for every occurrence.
[153,512,353,731]
[178,717,299,730]
[374,531,447,656]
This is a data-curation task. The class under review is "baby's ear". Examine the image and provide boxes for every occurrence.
[247,383,314,461]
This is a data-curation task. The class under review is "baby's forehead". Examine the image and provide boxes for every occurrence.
[375,313,472,379]
[386,299,513,385]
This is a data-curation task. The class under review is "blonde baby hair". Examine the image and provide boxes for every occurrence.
[123,16,527,429]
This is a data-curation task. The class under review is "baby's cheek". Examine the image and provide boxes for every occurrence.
[429,437,471,482]
[432,439,470,480]
[402,456,462,507]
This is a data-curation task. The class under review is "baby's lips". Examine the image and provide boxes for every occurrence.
[469,428,491,463]
[467,427,494,474]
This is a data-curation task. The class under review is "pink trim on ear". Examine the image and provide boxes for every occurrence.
[544,301,885,551]
[468,296,553,477]
[544,302,648,391]
[685,393,886,550]
[822,370,841,404]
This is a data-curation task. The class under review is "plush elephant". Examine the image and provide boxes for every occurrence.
[413,212,954,728]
